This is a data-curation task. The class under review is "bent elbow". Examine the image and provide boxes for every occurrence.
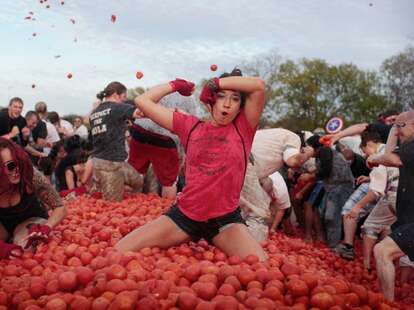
[256,78,266,92]
[134,96,146,109]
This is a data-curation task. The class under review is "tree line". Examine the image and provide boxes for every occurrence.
[241,46,414,131]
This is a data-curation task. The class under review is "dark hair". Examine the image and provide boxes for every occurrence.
[96,81,127,101]
[306,135,323,149]
[25,110,39,121]
[49,140,64,160]
[47,111,60,124]
[38,157,53,176]
[123,99,135,107]
[64,135,81,153]
[0,138,34,195]
[295,131,307,148]
[219,68,247,107]
[9,97,23,106]
[360,131,382,148]
[35,101,47,114]
[377,109,399,123]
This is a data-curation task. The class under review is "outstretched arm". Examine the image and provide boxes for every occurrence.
[219,77,265,129]
[331,123,368,144]
[135,79,195,131]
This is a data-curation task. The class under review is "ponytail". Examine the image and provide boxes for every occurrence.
[97,82,127,101]
[96,91,106,100]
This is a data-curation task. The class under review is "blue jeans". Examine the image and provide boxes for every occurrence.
[320,183,354,248]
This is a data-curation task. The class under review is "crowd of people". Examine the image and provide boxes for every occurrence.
[0,69,413,301]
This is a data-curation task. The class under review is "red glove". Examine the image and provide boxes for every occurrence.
[199,78,220,105]
[319,135,333,147]
[74,185,87,196]
[169,79,195,96]
[25,224,52,249]
[0,240,23,259]
[60,185,87,198]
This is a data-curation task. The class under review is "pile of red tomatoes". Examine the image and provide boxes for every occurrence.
[1,194,413,309]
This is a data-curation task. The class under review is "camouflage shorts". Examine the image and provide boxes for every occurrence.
[244,215,269,243]
[93,158,143,201]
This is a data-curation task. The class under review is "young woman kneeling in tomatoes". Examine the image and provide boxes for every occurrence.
[0,138,67,259]
[115,69,267,261]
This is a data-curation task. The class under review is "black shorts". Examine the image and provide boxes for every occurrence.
[0,203,48,236]
[389,223,414,261]
[165,205,245,243]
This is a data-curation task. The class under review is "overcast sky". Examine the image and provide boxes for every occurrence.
[0,0,413,115]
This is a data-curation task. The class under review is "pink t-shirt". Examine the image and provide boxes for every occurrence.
[173,111,256,221]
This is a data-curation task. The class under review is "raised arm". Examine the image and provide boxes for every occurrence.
[218,76,265,128]
[134,79,195,132]
[366,125,402,168]
[331,123,368,144]
[384,126,398,154]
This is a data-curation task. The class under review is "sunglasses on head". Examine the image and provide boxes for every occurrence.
[3,161,17,172]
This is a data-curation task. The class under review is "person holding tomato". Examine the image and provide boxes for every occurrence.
[0,138,67,259]
[116,68,268,261]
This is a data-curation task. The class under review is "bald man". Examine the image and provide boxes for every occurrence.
[369,110,414,301]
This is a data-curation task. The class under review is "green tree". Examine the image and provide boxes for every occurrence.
[273,58,388,131]
[127,86,145,100]
[380,46,414,110]
[241,51,284,125]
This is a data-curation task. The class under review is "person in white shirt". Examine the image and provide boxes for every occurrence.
[336,131,387,260]
[48,111,74,139]
[240,128,313,241]
[73,117,89,140]
[260,172,292,233]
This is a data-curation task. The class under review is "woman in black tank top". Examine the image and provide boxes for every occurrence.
[0,138,67,259]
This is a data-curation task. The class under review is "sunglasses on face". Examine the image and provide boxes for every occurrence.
[394,122,410,129]
[3,161,17,172]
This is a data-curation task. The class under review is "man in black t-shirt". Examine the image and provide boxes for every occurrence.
[90,81,143,201]
[0,97,29,146]
[25,111,48,163]
[371,110,414,301]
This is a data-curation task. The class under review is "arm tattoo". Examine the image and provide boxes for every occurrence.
[33,168,64,210]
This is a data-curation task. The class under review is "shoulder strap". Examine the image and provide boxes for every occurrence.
[232,123,248,178]
[184,120,203,153]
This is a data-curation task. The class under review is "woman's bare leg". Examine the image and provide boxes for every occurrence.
[0,223,9,241]
[362,235,377,270]
[115,215,190,253]
[212,224,267,261]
